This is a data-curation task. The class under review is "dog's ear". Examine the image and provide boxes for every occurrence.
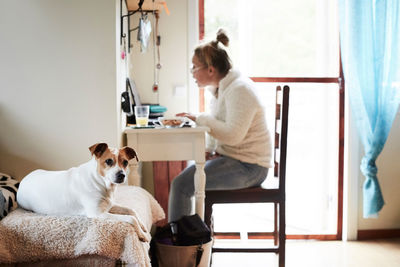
[121,146,139,162]
[89,143,108,158]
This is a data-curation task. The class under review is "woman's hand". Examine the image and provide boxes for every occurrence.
[176,112,196,122]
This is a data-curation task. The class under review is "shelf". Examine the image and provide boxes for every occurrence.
[126,0,165,12]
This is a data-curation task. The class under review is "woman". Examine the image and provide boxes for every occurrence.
[168,29,272,222]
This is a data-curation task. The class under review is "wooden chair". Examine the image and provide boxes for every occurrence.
[204,85,290,267]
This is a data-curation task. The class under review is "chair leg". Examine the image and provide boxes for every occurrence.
[210,212,215,236]
[205,202,215,237]
[205,202,212,229]
[274,202,278,246]
[278,202,286,267]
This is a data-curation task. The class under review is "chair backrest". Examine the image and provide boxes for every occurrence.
[274,85,290,191]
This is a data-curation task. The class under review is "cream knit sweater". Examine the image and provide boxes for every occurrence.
[196,69,272,168]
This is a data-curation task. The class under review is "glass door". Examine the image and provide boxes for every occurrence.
[200,0,343,239]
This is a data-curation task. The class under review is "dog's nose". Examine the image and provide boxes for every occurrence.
[117,171,125,179]
[115,171,125,183]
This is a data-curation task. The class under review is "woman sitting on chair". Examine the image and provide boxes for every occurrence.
[168,29,272,222]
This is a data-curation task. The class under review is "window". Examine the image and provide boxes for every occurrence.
[200,0,343,239]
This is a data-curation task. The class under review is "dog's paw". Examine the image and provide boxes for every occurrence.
[138,231,151,242]
[137,218,148,233]
[125,215,150,242]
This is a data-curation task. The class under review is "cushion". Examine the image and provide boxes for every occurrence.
[0,173,19,219]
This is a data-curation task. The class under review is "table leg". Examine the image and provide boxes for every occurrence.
[194,162,206,219]
[128,161,141,186]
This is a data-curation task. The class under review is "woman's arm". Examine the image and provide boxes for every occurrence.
[197,86,258,146]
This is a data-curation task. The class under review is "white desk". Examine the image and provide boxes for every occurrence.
[124,126,210,219]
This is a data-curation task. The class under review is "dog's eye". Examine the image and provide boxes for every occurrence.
[105,159,114,166]
[122,160,129,167]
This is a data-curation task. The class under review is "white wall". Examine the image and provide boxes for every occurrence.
[127,0,190,116]
[0,0,123,180]
[357,111,400,230]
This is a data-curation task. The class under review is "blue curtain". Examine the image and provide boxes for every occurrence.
[339,0,400,218]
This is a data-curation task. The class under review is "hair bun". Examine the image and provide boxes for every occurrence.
[216,29,229,47]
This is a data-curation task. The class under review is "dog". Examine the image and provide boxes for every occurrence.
[17,142,150,241]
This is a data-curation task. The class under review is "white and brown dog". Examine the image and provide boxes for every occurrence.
[17,143,149,241]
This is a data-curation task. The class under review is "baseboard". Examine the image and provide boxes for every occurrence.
[358,229,400,240]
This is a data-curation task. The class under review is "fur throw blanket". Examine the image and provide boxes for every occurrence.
[0,185,165,266]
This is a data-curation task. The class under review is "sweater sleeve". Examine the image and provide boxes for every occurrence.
[196,85,258,146]
[205,133,217,153]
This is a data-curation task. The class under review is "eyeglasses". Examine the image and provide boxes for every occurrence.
[190,65,206,74]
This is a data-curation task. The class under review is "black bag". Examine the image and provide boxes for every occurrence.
[173,214,211,246]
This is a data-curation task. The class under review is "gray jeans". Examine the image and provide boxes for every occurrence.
[168,155,269,222]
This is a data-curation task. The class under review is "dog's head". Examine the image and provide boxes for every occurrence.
[89,143,138,184]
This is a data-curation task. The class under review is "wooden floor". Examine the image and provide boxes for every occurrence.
[1,238,399,266]
[211,238,400,267]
